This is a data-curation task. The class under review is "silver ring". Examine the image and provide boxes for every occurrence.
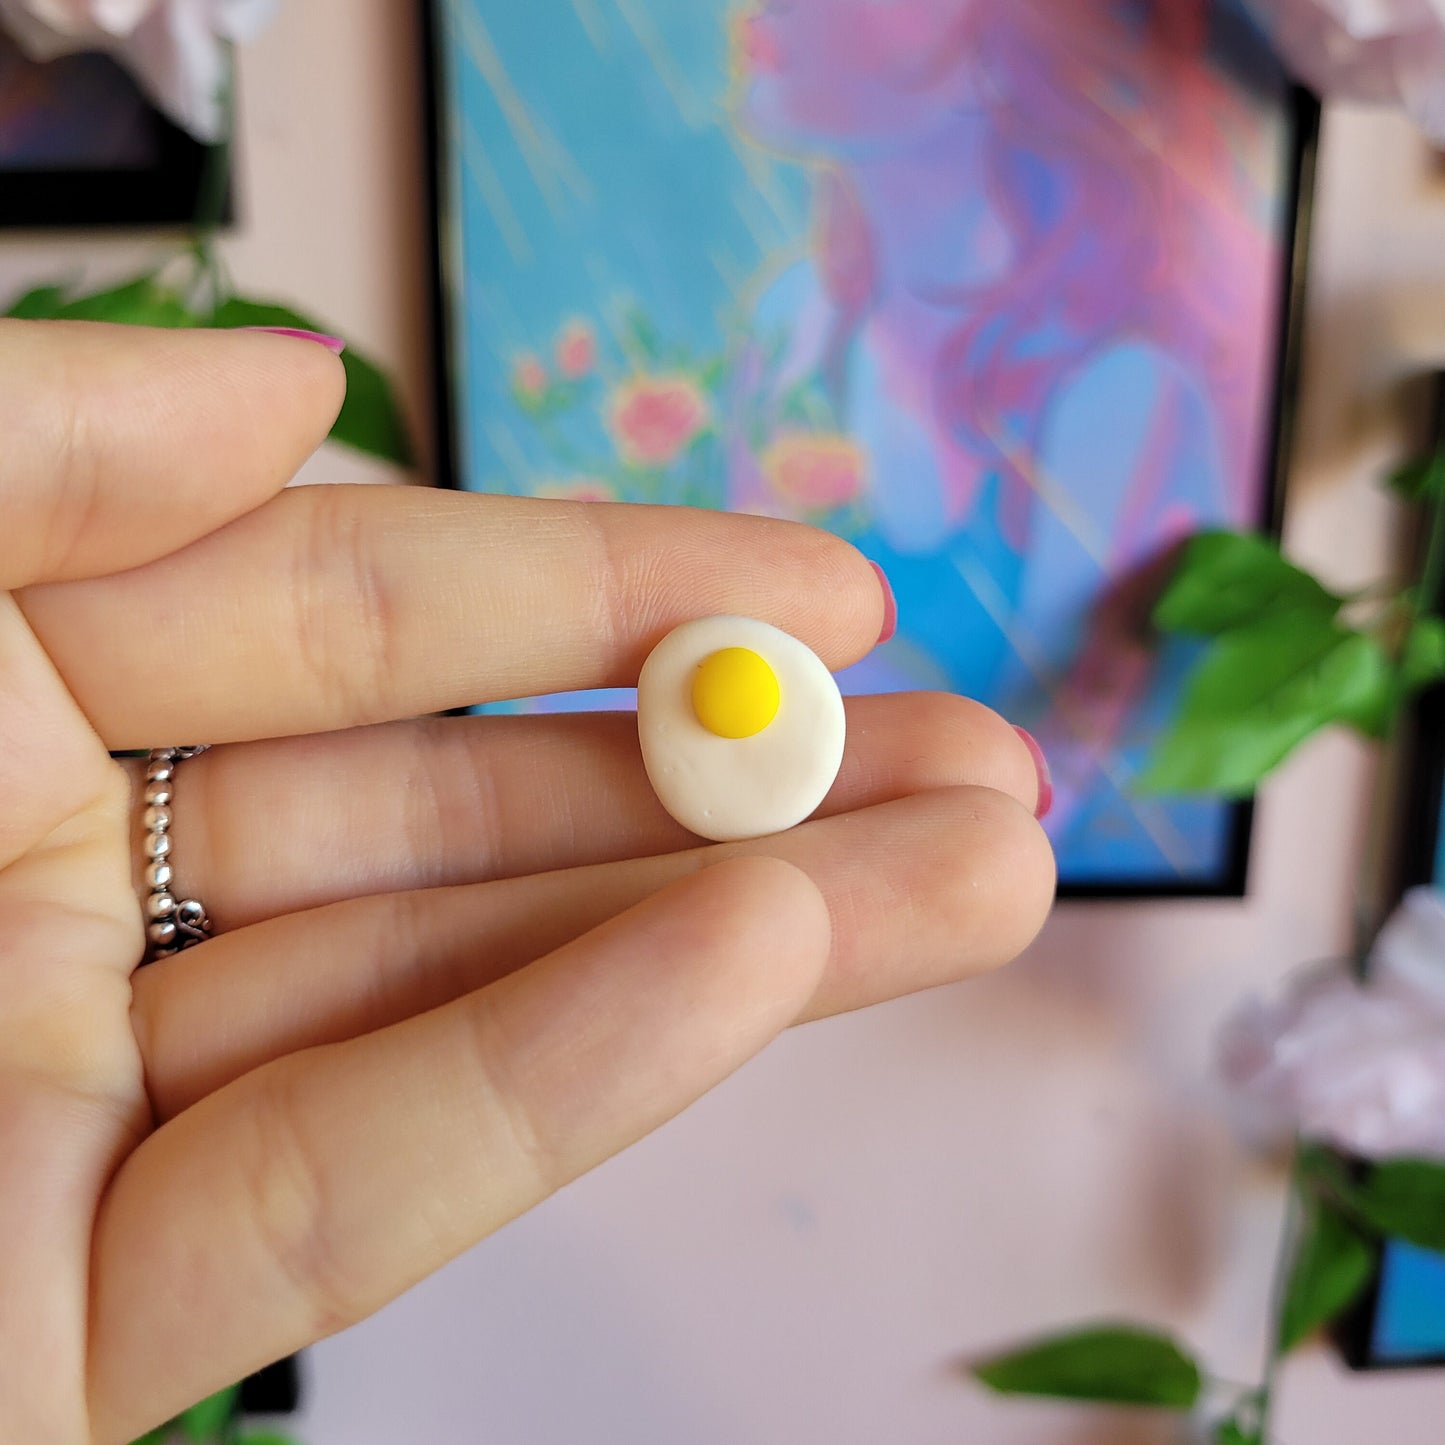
[140,746,213,963]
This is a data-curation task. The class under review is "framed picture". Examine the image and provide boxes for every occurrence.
[1337,371,1445,1373]
[425,0,1318,895]
[1341,1236,1445,1371]
[0,30,221,229]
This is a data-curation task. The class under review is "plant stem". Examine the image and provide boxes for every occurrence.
[1255,1150,1307,1442]
[190,43,236,314]
[195,45,235,239]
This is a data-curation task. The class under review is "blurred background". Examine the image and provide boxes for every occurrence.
[4,1,1445,1441]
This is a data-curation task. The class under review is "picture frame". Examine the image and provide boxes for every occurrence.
[424,0,1318,897]
[0,32,224,230]
[1338,1227,1445,1373]
[1336,370,1445,1373]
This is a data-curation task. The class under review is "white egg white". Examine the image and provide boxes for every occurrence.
[637,616,847,843]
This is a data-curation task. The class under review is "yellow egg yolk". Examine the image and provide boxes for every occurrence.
[692,647,780,739]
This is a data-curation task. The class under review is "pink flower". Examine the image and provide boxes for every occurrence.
[534,478,615,503]
[1246,0,1445,143]
[512,353,548,401]
[607,374,709,468]
[0,0,276,142]
[1218,888,1445,1160]
[761,432,868,510]
[555,319,597,379]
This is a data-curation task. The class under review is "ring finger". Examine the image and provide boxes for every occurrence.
[134,785,1056,1122]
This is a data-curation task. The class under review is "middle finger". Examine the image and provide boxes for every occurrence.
[134,692,1040,930]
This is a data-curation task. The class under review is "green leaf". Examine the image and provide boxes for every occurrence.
[54,274,193,328]
[1139,616,1392,796]
[622,306,661,363]
[1214,1420,1261,1445]
[511,381,550,416]
[332,345,416,465]
[5,274,195,328]
[1402,616,1445,693]
[4,283,68,319]
[1334,636,1408,741]
[1154,531,1342,637]
[1277,1199,1374,1354]
[1297,1142,1355,1206]
[210,298,414,466]
[971,1325,1202,1408]
[1300,1147,1445,1254]
[697,356,726,391]
[234,1432,306,1445]
[129,1429,174,1445]
[1390,455,1445,503]
[177,1384,238,1441]
[1349,1159,1445,1253]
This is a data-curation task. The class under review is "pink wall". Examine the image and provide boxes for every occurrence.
[3,3,1444,1439]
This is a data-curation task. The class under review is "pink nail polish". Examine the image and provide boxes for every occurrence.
[868,561,897,645]
[1013,726,1053,821]
[242,326,346,355]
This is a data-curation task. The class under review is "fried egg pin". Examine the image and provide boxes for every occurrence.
[637,616,846,843]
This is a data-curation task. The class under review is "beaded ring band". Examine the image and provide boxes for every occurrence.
[141,746,213,963]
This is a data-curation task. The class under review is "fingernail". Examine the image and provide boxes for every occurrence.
[1013,726,1053,821]
[868,561,897,645]
[242,326,346,355]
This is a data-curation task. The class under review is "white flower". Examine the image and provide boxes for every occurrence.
[1219,888,1445,1160]
[1247,0,1445,143]
[0,0,276,142]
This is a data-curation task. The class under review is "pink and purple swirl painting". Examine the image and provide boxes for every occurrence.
[436,0,1307,889]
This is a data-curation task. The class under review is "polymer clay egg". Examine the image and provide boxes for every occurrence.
[637,616,846,843]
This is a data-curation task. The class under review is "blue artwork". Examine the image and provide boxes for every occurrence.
[1371,1240,1445,1364]
[434,0,1303,889]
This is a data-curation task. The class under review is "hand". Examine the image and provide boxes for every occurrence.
[0,321,1055,1444]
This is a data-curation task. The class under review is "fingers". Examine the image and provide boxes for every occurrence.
[0,593,115,868]
[90,858,829,1444]
[146,692,1039,929]
[135,787,1056,1121]
[0,322,345,590]
[18,487,887,749]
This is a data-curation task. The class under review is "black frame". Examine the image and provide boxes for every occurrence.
[421,0,455,507]
[0,47,224,230]
[1335,370,1445,1373]
[421,2,1319,900]
[1337,1230,1445,1374]
[238,1353,303,1415]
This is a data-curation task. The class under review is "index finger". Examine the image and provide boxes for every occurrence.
[20,487,890,747]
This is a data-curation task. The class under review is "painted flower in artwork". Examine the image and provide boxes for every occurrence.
[761,432,868,510]
[0,0,277,142]
[555,319,597,379]
[511,352,548,402]
[534,477,615,503]
[607,374,710,469]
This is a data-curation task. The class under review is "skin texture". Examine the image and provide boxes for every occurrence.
[0,321,1055,1445]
